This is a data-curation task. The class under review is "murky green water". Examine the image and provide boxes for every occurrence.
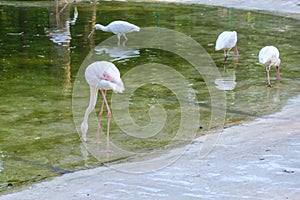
[0,0,300,193]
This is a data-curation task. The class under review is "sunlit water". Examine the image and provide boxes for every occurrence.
[0,0,300,193]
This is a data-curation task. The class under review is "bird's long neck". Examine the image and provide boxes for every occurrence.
[95,24,109,32]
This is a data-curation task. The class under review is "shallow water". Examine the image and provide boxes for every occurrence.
[0,0,300,192]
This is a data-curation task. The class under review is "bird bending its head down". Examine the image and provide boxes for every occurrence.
[84,61,124,93]
[258,46,281,87]
[215,31,239,61]
[81,61,124,152]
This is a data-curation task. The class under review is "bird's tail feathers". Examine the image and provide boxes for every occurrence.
[113,81,125,93]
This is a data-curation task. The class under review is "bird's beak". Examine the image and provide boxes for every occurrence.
[88,29,95,38]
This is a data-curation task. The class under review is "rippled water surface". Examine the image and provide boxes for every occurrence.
[0,0,300,192]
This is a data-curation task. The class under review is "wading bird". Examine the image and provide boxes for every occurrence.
[215,31,239,61]
[88,20,140,45]
[81,61,124,152]
[258,46,281,87]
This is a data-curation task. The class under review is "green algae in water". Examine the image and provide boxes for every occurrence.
[0,0,300,193]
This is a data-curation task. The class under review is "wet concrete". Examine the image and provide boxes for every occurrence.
[144,0,300,20]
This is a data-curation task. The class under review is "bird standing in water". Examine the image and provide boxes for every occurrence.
[215,31,239,61]
[258,46,281,87]
[81,61,124,152]
[88,20,140,45]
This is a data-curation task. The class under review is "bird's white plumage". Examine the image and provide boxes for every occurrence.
[258,46,280,66]
[95,20,140,35]
[85,61,124,93]
[91,20,140,44]
[258,46,281,87]
[81,61,124,146]
[215,31,237,51]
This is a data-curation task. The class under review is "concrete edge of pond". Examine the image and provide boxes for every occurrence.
[1,0,299,20]
[136,0,300,20]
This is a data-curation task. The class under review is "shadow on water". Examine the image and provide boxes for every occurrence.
[0,0,300,193]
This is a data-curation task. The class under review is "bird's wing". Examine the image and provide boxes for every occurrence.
[108,21,139,34]
[216,32,237,50]
[259,46,280,65]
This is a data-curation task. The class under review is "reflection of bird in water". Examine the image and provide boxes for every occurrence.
[69,6,78,25]
[94,45,140,61]
[46,1,78,45]
[214,67,236,91]
[0,150,3,173]
[47,21,72,45]
[258,46,281,87]
[214,74,236,91]
[215,31,239,61]
[81,61,124,152]
[89,21,140,45]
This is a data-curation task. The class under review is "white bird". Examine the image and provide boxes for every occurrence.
[258,46,281,87]
[88,20,140,44]
[215,31,239,61]
[81,61,124,152]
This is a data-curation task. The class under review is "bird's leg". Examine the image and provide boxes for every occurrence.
[121,40,127,47]
[121,35,128,46]
[122,33,128,41]
[55,0,60,26]
[96,90,106,143]
[117,34,121,45]
[100,90,112,153]
[81,86,98,141]
[59,0,69,14]
[224,50,228,61]
[234,45,239,56]
[266,65,271,87]
[276,65,280,81]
